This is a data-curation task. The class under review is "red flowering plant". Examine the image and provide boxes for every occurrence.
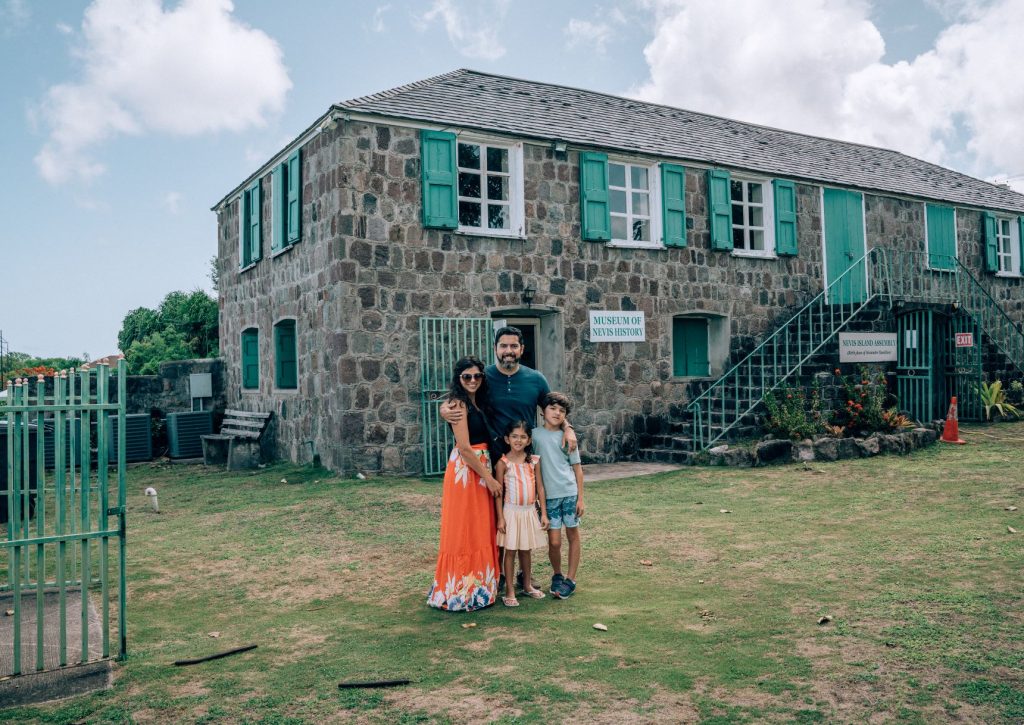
[762,381,825,440]
[830,366,906,434]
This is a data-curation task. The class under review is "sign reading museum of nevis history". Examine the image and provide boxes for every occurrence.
[589,311,646,342]
[838,332,898,362]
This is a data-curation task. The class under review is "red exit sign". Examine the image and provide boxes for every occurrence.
[955,332,974,348]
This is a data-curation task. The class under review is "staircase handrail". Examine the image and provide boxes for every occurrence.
[687,247,884,450]
[952,257,1024,373]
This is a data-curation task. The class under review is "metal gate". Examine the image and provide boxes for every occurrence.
[419,318,493,475]
[2,363,127,676]
[897,309,937,424]
[942,314,983,422]
[897,309,983,424]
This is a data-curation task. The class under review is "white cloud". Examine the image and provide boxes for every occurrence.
[34,0,291,185]
[634,0,1024,183]
[161,191,183,214]
[1,0,29,35]
[565,19,614,54]
[55,21,73,35]
[371,4,391,32]
[418,0,506,61]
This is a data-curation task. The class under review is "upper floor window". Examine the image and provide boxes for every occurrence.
[731,177,774,256]
[457,141,522,235]
[272,150,301,253]
[609,162,656,246]
[925,203,957,271]
[995,216,1020,275]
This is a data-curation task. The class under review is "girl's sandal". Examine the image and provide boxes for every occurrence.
[524,586,545,599]
[502,596,519,607]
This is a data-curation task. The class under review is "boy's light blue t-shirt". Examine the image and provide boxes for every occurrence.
[532,426,581,500]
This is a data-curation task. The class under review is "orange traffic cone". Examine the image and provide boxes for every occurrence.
[940,396,966,444]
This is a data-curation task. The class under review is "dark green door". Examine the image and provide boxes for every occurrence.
[673,318,709,377]
[823,188,867,304]
[419,317,494,475]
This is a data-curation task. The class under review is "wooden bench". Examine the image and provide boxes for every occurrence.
[201,410,273,471]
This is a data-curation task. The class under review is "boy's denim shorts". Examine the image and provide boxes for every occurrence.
[546,496,579,530]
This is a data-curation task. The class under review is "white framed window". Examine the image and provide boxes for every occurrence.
[457,139,523,236]
[731,177,775,256]
[995,216,1020,276]
[609,160,661,248]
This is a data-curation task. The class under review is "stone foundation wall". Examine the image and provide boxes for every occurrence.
[216,118,1023,475]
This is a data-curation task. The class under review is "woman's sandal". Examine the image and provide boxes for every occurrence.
[524,586,545,599]
[502,596,519,607]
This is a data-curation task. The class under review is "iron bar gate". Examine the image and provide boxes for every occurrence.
[419,318,494,475]
[2,362,127,676]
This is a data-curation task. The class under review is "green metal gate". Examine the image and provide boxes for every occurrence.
[897,309,937,424]
[943,314,983,422]
[419,318,493,475]
[2,363,127,676]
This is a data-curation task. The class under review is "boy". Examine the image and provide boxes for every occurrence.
[533,392,584,599]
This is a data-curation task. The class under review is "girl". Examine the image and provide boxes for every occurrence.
[495,420,549,607]
[426,357,502,612]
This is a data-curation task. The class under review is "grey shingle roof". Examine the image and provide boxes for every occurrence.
[338,69,1024,214]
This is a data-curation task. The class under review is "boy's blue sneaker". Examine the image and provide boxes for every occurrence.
[550,573,565,597]
[562,578,576,597]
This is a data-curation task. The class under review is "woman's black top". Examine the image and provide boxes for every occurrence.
[465,404,491,446]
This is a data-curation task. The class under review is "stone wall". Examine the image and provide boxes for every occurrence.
[125,358,225,416]
[216,118,1024,475]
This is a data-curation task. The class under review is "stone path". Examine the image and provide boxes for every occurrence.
[584,461,683,482]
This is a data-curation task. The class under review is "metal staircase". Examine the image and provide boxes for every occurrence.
[684,248,1024,452]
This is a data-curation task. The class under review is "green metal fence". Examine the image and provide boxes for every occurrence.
[419,318,494,475]
[2,362,127,675]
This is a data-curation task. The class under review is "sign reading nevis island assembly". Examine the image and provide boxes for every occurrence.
[838,332,898,362]
[589,310,646,342]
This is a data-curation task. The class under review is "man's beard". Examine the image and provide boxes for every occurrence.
[499,354,519,371]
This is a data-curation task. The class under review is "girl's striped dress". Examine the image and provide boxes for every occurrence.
[496,455,544,551]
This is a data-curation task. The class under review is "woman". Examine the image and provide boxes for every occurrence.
[426,356,502,611]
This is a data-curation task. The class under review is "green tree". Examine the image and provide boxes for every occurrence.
[117,289,219,374]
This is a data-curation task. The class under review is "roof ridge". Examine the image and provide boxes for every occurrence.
[430,69,935,161]
[337,68,470,109]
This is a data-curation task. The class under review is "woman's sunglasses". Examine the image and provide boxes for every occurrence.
[460,373,484,382]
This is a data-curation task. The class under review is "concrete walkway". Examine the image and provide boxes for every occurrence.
[584,461,683,483]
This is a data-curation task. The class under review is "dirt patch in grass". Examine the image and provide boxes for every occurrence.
[384,684,523,721]
[656,531,720,565]
[391,491,441,515]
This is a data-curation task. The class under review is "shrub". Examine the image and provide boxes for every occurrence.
[830,366,905,434]
[763,383,824,440]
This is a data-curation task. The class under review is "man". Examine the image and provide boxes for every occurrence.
[441,325,578,455]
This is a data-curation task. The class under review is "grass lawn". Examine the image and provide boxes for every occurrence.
[3,421,1023,723]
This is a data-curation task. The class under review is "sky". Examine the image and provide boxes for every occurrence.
[2,0,1023,359]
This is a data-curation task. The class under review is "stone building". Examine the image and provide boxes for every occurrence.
[212,69,1024,475]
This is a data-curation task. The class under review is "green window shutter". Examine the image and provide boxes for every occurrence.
[241,329,259,389]
[248,180,262,263]
[271,165,285,252]
[1018,216,1024,274]
[773,179,798,256]
[660,163,687,248]
[926,204,956,270]
[287,150,301,243]
[274,321,298,389]
[580,151,611,241]
[239,193,248,267]
[707,169,733,250]
[982,211,998,272]
[420,130,458,229]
